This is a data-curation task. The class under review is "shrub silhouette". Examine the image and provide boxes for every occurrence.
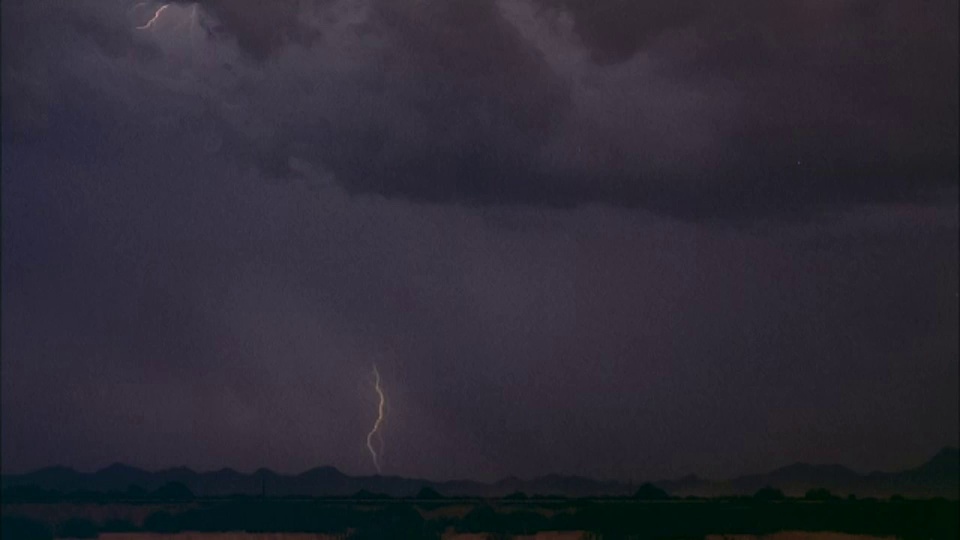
[633,482,669,500]
[804,488,836,501]
[1,515,53,540]
[55,518,98,538]
[152,481,193,500]
[351,489,389,499]
[503,491,528,501]
[2,489,956,539]
[753,486,786,501]
[416,486,444,499]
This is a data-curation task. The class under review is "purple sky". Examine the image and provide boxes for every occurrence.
[2,0,957,482]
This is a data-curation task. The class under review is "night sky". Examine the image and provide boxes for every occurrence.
[2,0,957,483]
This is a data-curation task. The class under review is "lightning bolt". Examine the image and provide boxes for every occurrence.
[136,3,171,30]
[366,364,386,474]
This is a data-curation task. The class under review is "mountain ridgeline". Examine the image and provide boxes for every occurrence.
[3,447,956,499]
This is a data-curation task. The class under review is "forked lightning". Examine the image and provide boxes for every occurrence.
[136,2,171,29]
[366,364,386,474]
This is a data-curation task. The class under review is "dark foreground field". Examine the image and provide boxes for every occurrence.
[3,496,957,540]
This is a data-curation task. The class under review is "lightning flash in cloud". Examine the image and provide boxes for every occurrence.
[136,3,171,30]
[133,1,201,34]
[366,364,386,474]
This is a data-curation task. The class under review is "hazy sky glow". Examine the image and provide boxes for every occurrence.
[1,0,957,482]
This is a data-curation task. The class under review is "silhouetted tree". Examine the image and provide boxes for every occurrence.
[804,488,836,501]
[416,486,444,499]
[753,487,785,501]
[503,491,528,501]
[633,483,669,500]
[352,489,389,500]
[152,481,193,500]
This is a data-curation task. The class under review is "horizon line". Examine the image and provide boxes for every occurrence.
[3,446,955,485]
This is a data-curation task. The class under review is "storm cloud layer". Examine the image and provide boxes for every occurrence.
[2,0,957,481]
[5,0,957,216]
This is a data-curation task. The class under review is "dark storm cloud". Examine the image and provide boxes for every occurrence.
[244,0,959,217]
[316,0,571,202]
[4,0,955,218]
[535,0,702,65]
[271,0,957,216]
[533,0,959,216]
[199,0,324,59]
[207,0,573,204]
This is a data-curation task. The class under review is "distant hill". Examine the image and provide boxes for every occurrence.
[656,447,959,498]
[2,447,956,499]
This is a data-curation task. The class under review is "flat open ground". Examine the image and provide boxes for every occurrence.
[3,498,956,539]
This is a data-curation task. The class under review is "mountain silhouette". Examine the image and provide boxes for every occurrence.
[3,447,956,499]
[657,447,959,498]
